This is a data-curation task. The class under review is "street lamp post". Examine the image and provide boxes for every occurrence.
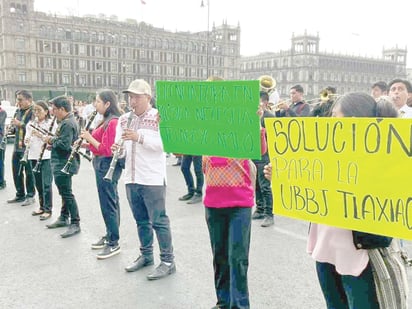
[200,0,210,78]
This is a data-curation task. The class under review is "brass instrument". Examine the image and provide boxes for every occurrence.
[104,111,134,182]
[32,116,57,173]
[318,89,341,103]
[61,110,97,174]
[259,75,276,95]
[272,99,292,112]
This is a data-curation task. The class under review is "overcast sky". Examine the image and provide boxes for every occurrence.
[34,0,412,67]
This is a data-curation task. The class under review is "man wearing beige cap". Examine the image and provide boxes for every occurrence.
[113,79,175,280]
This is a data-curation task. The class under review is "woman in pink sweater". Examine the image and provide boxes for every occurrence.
[203,122,267,309]
[265,93,397,309]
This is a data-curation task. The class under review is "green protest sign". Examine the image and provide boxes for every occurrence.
[156,80,261,159]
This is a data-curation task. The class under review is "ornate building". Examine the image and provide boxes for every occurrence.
[240,31,407,98]
[0,0,241,102]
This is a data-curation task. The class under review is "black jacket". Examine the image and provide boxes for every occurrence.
[50,113,80,174]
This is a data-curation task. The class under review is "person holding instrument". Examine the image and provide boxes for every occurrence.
[8,90,36,206]
[79,89,123,259]
[44,96,81,238]
[117,79,175,280]
[26,101,56,220]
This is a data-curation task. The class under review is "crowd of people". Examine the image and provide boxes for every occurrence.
[0,76,410,309]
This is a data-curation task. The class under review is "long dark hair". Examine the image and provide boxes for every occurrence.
[96,89,121,128]
[332,92,398,118]
[35,100,51,119]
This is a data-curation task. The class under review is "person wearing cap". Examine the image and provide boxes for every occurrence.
[114,79,175,280]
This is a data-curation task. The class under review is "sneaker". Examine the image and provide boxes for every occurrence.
[252,210,265,220]
[96,245,121,260]
[21,197,35,207]
[60,224,81,238]
[7,196,25,203]
[178,193,194,201]
[46,218,69,229]
[261,216,274,227]
[125,255,154,272]
[146,262,176,280]
[91,236,107,250]
[187,193,202,204]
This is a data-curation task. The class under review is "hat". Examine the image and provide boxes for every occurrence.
[123,79,152,96]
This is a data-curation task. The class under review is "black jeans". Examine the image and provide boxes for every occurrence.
[254,162,273,216]
[181,155,204,195]
[11,150,35,198]
[205,207,251,309]
[53,171,80,225]
[93,156,122,247]
[30,159,53,213]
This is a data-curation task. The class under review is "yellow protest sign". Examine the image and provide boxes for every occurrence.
[265,117,412,240]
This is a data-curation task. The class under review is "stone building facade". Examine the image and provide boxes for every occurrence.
[0,0,241,102]
[240,31,407,99]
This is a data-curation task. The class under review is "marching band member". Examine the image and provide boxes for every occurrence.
[7,90,36,206]
[118,79,176,280]
[45,96,81,238]
[26,101,55,220]
[80,89,123,259]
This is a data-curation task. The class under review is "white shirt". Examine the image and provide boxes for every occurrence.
[26,118,56,160]
[399,104,412,118]
[115,108,166,185]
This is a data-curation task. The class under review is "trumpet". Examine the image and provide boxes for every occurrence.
[271,99,292,112]
[32,116,57,173]
[61,110,97,174]
[104,111,134,182]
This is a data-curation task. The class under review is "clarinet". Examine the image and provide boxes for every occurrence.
[32,116,57,173]
[18,120,36,176]
[103,112,134,182]
[61,110,97,174]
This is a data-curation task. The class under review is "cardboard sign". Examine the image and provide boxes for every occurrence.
[265,117,412,240]
[156,80,261,159]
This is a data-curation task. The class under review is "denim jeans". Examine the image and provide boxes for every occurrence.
[126,183,174,263]
[181,155,204,194]
[0,147,5,185]
[205,207,251,309]
[93,156,122,247]
[12,150,35,198]
[254,162,273,217]
[316,262,379,309]
[30,159,53,213]
[53,171,80,225]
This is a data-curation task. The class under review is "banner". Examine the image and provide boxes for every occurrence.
[265,117,412,240]
[156,80,261,159]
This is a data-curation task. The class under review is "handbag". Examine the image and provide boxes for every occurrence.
[368,239,409,309]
